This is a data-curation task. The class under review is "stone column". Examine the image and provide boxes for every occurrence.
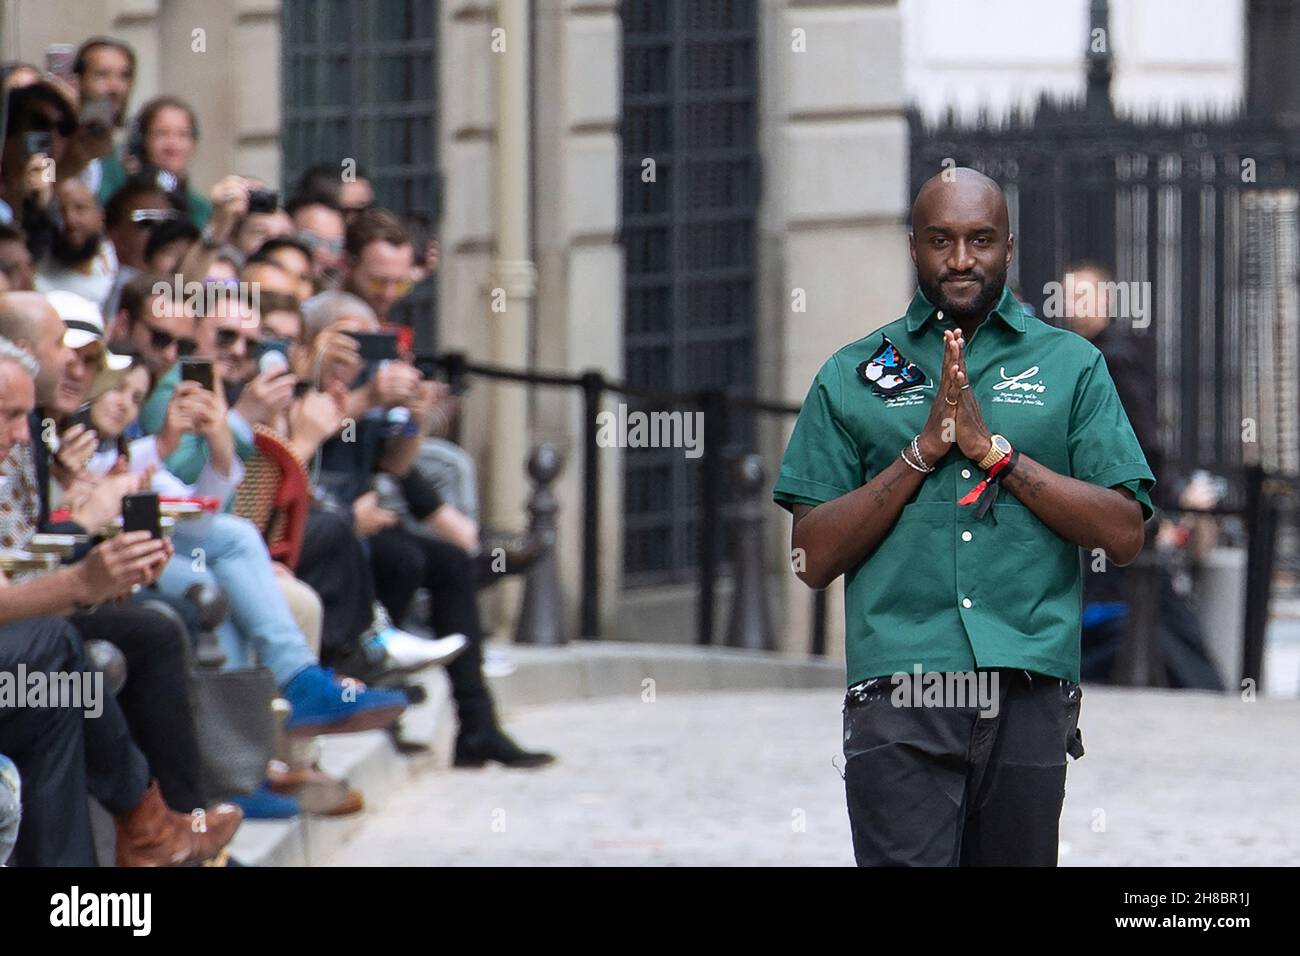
[531,0,624,637]
[757,0,912,658]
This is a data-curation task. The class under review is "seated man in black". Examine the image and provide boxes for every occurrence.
[306,311,553,769]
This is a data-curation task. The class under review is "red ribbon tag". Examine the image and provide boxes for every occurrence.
[958,481,987,506]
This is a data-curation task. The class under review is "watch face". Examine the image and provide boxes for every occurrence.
[993,435,1012,454]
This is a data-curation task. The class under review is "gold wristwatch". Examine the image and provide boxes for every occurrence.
[976,434,1012,471]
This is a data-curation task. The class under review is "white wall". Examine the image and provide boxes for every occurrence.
[903,0,1246,123]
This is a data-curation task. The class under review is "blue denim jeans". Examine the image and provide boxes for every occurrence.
[159,513,315,686]
[0,754,19,866]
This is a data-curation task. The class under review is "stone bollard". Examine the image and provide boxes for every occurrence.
[724,453,776,651]
[515,443,567,645]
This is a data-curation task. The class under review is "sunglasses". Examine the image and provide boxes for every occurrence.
[296,230,345,256]
[364,275,414,297]
[142,321,196,355]
[130,208,182,230]
[215,327,260,351]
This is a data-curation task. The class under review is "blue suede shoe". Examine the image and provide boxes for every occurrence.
[283,665,408,737]
[230,783,300,820]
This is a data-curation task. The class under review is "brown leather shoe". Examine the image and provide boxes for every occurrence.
[267,763,365,816]
[115,780,243,867]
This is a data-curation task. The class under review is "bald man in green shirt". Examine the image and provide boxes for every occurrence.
[774,168,1155,866]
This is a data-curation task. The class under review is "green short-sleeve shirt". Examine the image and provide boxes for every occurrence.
[774,286,1155,685]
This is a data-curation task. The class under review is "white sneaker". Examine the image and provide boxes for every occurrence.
[368,628,468,673]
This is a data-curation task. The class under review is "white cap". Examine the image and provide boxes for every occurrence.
[46,290,131,371]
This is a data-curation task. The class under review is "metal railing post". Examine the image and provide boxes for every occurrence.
[1241,465,1277,689]
[724,453,775,650]
[580,371,604,639]
[696,390,727,646]
[514,443,566,645]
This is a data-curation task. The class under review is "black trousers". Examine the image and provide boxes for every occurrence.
[0,617,149,866]
[367,527,494,738]
[69,604,204,813]
[296,508,378,662]
[842,668,1084,866]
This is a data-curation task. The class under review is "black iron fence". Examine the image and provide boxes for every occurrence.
[416,347,1280,690]
[908,4,1300,689]
[416,351,821,653]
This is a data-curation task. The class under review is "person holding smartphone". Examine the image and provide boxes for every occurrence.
[0,292,252,833]
[300,295,554,768]
[0,83,77,262]
[0,329,246,865]
[68,37,137,199]
[79,352,419,749]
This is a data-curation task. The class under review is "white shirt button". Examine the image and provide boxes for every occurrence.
[961,531,973,542]
[962,597,972,609]
[961,468,971,479]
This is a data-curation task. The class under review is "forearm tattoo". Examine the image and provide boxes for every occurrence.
[1004,455,1047,500]
[868,463,907,505]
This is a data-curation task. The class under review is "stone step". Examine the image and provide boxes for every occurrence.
[230,641,841,865]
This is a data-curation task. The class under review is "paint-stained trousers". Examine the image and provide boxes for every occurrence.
[842,668,1084,866]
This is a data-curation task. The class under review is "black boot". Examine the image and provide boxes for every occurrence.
[454,726,556,769]
[452,694,555,769]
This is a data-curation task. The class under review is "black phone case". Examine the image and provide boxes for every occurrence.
[180,360,215,390]
[122,493,162,539]
[347,332,399,362]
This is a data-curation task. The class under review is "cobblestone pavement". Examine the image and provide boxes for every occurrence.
[328,686,1300,866]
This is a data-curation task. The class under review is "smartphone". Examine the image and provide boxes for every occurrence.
[23,131,53,159]
[45,43,77,81]
[121,492,162,539]
[257,349,290,377]
[256,338,291,359]
[345,331,399,363]
[180,357,215,391]
[64,405,95,432]
[248,189,279,214]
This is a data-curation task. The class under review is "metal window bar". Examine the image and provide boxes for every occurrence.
[281,0,441,351]
[621,0,761,581]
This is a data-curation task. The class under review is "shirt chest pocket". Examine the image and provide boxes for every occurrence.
[984,390,1068,469]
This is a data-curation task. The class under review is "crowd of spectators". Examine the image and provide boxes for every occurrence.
[0,36,551,867]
